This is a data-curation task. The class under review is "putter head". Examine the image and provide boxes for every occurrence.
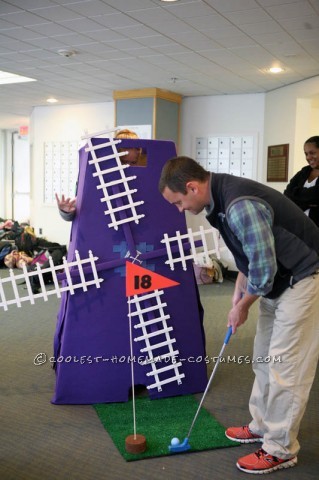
[168,437,191,453]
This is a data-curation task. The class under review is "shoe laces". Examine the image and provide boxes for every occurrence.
[243,425,257,437]
[255,448,279,463]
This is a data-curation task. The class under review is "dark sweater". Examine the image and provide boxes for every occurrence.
[284,165,319,227]
[206,173,319,298]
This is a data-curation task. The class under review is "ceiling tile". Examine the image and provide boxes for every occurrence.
[264,1,317,18]
[0,0,318,122]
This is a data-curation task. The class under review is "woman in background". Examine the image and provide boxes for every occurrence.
[284,136,319,226]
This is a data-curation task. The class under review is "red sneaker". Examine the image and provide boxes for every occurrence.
[237,448,297,474]
[225,425,263,443]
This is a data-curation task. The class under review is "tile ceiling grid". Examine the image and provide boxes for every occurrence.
[0,0,317,119]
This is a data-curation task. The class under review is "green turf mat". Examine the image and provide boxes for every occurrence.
[94,395,238,461]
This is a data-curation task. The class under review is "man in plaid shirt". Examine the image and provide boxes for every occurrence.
[159,155,319,475]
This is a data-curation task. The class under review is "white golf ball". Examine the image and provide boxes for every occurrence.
[171,437,180,446]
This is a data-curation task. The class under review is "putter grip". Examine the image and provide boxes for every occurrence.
[224,326,232,345]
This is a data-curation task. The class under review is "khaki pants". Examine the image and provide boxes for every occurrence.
[249,273,319,459]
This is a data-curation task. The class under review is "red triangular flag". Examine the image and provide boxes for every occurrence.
[126,261,179,296]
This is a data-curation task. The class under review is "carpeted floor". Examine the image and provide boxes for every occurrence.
[0,269,318,480]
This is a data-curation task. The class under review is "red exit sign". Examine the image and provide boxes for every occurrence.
[19,125,29,136]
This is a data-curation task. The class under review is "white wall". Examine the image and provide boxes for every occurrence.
[263,76,319,192]
[310,103,319,134]
[180,93,265,269]
[0,130,6,219]
[180,93,265,181]
[1,130,17,220]
[30,102,114,244]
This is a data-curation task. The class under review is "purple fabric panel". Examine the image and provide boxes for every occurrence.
[52,139,207,404]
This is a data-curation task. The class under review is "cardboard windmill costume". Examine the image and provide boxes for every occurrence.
[52,134,208,404]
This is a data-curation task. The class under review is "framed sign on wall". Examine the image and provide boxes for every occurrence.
[267,144,289,182]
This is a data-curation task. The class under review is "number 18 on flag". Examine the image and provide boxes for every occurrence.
[125,261,180,297]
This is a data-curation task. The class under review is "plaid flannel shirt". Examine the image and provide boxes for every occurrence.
[227,199,277,296]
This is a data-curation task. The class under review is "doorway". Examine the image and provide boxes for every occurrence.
[12,131,30,223]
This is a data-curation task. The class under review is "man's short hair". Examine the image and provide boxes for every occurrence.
[159,156,209,194]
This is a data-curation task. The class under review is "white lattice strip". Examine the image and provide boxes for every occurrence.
[88,137,119,225]
[147,373,185,390]
[0,278,8,311]
[63,256,74,295]
[144,291,184,390]
[1,279,102,310]
[104,201,144,215]
[140,338,176,353]
[100,189,138,202]
[146,362,183,376]
[109,139,143,228]
[86,137,118,229]
[176,230,187,271]
[92,164,127,176]
[162,233,175,271]
[81,128,117,141]
[108,214,145,229]
[128,289,185,391]
[22,263,35,304]
[10,268,21,307]
[161,231,198,269]
[134,326,173,342]
[83,131,145,230]
[134,314,170,329]
[89,250,101,288]
[129,293,162,390]
[0,251,103,311]
[88,149,123,161]
[199,225,212,266]
[161,227,228,270]
[188,227,198,264]
[96,175,137,189]
[154,351,180,361]
[129,302,167,317]
[87,142,121,155]
[139,349,180,366]
[49,255,61,298]
[36,263,48,301]
[89,152,129,171]
[164,252,195,268]
[75,250,87,292]
[211,227,222,260]
[128,290,164,304]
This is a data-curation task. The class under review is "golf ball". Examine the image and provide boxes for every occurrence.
[171,437,180,446]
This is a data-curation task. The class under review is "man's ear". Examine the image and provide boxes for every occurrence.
[186,181,198,193]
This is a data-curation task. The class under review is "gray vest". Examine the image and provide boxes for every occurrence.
[206,174,319,298]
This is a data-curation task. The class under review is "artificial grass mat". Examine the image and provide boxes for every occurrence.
[93,395,238,461]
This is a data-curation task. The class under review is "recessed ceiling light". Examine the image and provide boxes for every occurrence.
[47,98,58,103]
[268,66,285,74]
[0,70,36,85]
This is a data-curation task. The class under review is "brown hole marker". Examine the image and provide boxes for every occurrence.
[125,434,147,454]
